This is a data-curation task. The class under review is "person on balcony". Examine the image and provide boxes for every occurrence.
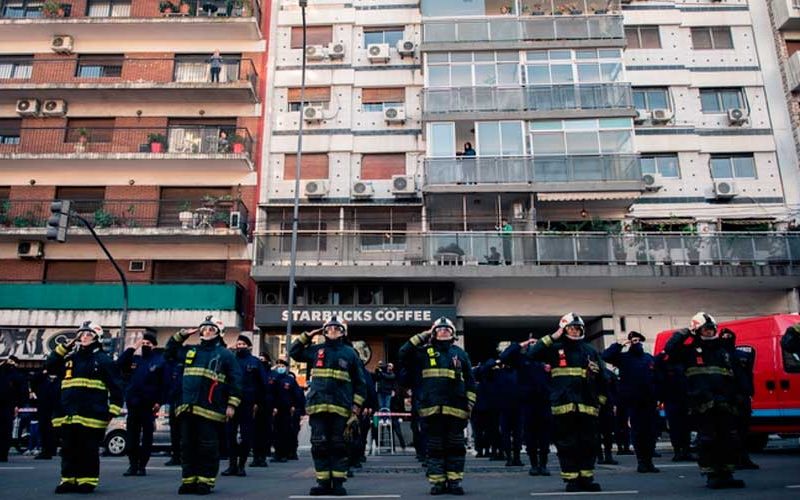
[496,219,513,265]
[209,50,223,83]
[461,142,476,184]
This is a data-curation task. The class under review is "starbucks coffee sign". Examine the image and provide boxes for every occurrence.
[256,306,457,327]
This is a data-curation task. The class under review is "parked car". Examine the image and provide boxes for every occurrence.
[103,404,172,456]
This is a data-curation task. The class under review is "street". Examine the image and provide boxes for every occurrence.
[2,441,799,499]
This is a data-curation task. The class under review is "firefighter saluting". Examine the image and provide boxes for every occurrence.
[47,321,124,494]
[399,317,476,496]
[521,313,604,492]
[290,316,366,496]
[165,315,243,495]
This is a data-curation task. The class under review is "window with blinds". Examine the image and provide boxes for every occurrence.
[361,87,404,112]
[45,261,98,282]
[360,153,406,180]
[291,26,333,49]
[0,56,32,80]
[0,119,21,145]
[87,0,131,17]
[152,260,227,283]
[287,87,331,111]
[283,153,329,180]
[76,55,123,78]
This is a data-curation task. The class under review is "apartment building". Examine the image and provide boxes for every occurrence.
[254,0,800,364]
[0,0,268,359]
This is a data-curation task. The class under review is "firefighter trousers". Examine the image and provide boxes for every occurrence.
[310,413,348,484]
[424,415,467,485]
[180,414,220,488]
[553,412,598,482]
[697,407,740,476]
[59,423,104,489]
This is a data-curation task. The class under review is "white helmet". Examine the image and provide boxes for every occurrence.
[432,317,456,340]
[199,315,225,335]
[690,312,717,339]
[76,320,103,339]
[559,313,585,339]
[323,315,348,335]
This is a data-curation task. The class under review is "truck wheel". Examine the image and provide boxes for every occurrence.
[746,433,768,452]
[104,430,127,457]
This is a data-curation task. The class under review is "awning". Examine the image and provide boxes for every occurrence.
[537,191,641,202]
[720,218,775,225]
[637,218,695,225]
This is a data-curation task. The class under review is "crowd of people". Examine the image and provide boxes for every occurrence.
[1,313,799,496]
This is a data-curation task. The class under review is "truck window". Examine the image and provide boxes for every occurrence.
[783,349,800,374]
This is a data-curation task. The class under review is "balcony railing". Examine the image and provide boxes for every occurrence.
[422,15,624,44]
[0,198,250,235]
[0,0,261,24]
[424,154,641,186]
[0,57,259,89]
[422,84,633,116]
[0,126,254,158]
[255,231,800,267]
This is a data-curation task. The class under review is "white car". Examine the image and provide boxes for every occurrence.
[103,405,172,457]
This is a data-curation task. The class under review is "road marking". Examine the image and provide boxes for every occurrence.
[648,464,696,468]
[531,491,638,497]
[787,485,800,489]
[0,467,35,470]
[290,496,401,499]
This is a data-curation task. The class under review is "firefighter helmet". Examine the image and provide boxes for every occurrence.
[432,317,456,333]
[76,321,103,339]
[323,315,347,334]
[690,312,717,338]
[199,315,225,334]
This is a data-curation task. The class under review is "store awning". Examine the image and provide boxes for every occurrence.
[538,191,641,202]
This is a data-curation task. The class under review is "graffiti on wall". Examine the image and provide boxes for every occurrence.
[0,327,147,359]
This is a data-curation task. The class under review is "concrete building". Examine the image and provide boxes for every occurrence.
[255,0,800,366]
[0,0,269,358]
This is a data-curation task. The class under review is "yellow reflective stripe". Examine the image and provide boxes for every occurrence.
[418,406,439,417]
[579,470,594,478]
[551,403,577,415]
[466,391,477,403]
[76,477,99,486]
[331,471,347,478]
[551,367,587,378]
[353,394,365,406]
[422,368,457,379]
[411,333,427,347]
[191,406,226,423]
[419,405,469,419]
[541,335,554,347]
[311,368,351,382]
[577,404,599,416]
[61,378,107,391]
[52,415,108,429]
[299,332,311,344]
[175,404,190,416]
[60,477,76,485]
[428,474,446,483]
[446,471,464,480]
[686,366,733,377]
[228,397,241,408]
[315,471,331,480]
[55,344,69,357]
[182,476,198,484]
[598,395,608,405]
[306,404,350,418]
[172,333,185,343]
[108,404,122,416]
[183,367,226,383]
[561,472,579,480]
[196,476,216,485]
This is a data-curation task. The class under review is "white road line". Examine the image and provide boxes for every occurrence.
[0,466,35,470]
[648,464,696,468]
[531,491,639,497]
[290,496,401,499]
[786,485,800,489]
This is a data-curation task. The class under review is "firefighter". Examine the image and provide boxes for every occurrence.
[289,316,366,496]
[47,321,124,494]
[719,328,759,470]
[522,313,604,492]
[117,332,165,476]
[399,317,476,496]
[222,335,268,477]
[165,315,243,495]
[655,350,694,462]
[664,312,746,489]
[602,331,659,473]
[782,323,800,354]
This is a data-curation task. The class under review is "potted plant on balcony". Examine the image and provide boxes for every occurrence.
[211,210,230,229]
[93,209,116,229]
[230,134,246,154]
[0,200,10,226]
[178,201,194,228]
[42,0,65,17]
[147,133,167,153]
[159,1,177,14]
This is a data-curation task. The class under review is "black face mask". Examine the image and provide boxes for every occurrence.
[141,346,153,357]
[432,338,453,349]
[630,343,644,355]
[721,337,735,351]
[237,348,250,357]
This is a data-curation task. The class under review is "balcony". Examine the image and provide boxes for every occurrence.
[0,57,260,103]
[423,154,642,193]
[787,51,800,92]
[253,231,800,286]
[0,198,250,240]
[773,0,800,31]
[422,84,633,121]
[0,0,263,41]
[0,126,254,170]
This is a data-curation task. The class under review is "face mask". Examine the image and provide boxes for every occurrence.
[276,366,287,375]
[141,346,152,356]
[630,343,644,355]
[237,348,249,356]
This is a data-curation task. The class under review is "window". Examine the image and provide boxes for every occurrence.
[633,88,669,110]
[152,261,227,282]
[360,154,406,180]
[45,261,97,282]
[700,88,744,113]
[56,187,106,215]
[283,153,329,180]
[530,118,634,156]
[86,0,130,17]
[640,154,680,178]
[361,87,404,112]
[65,118,114,143]
[710,154,756,179]
[691,27,733,50]
[1,1,43,18]
[281,222,327,252]
[357,285,382,305]
[364,27,405,47]
[428,122,455,157]
[625,26,661,49]
[291,26,333,49]
[524,49,623,85]
[76,55,123,78]
[287,86,331,111]
[0,56,32,79]
[783,344,800,373]
[360,223,407,251]
[477,121,525,156]
[426,51,520,87]
[0,119,21,145]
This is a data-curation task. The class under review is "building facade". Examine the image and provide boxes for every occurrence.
[0,0,269,358]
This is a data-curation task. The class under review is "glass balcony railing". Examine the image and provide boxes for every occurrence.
[422,84,633,116]
[254,231,800,267]
[424,154,641,186]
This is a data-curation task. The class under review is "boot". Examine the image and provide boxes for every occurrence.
[600,450,618,465]
[579,477,602,492]
[565,480,581,492]
[178,483,197,495]
[221,458,238,476]
[504,451,513,466]
[74,484,96,494]
[528,454,540,476]
[165,457,181,466]
[195,483,212,495]
[124,459,138,476]
[538,452,551,476]
[55,483,77,494]
[236,457,247,477]
[448,480,465,495]
[429,482,447,495]
[309,480,331,496]
[250,457,268,467]
[330,479,347,496]
[511,451,523,467]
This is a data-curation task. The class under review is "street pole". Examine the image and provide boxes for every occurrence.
[285,0,308,358]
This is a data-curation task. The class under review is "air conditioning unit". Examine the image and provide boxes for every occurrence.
[651,108,673,123]
[17,241,43,259]
[384,106,406,123]
[642,172,663,191]
[128,260,146,272]
[351,181,374,199]
[391,175,416,196]
[304,180,330,198]
[41,99,67,117]
[305,45,327,61]
[713,181,738,199]
[302,105,325,123]
[396,39,416,56]
[633,109,650,124]
[229,210,242,229]
[51,35,74,54]
[367,43,390,63]
[727,108,748,125]
[327,42,346,59]
[16,98,40,116]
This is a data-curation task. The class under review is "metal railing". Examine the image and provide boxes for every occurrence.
[423,14,624,44]
[254,231,800,267]
[0,198,250,235]
[0,57,258,89]
[422,84,633,116]
[424,154,641,185]
[0,126,254,158]
[0,0,261,24]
